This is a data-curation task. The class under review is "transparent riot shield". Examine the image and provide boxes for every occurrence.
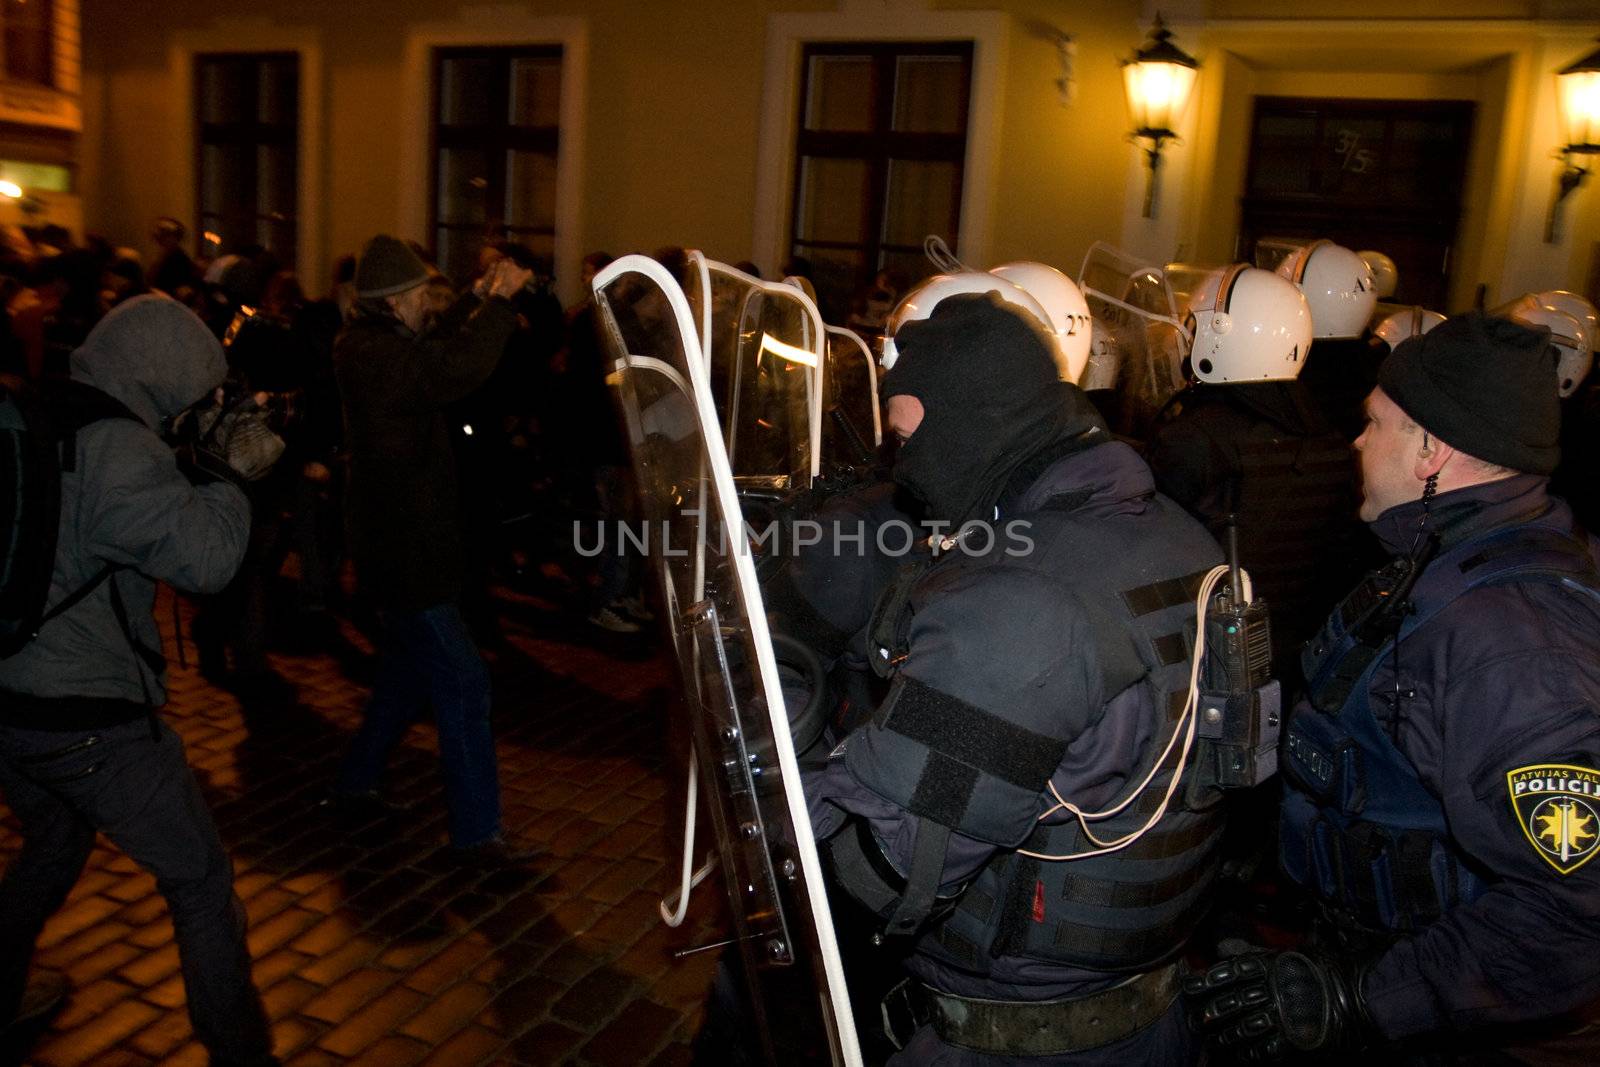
[1253,236,1311,274]
[684,253,824,492]
[592,256,862,1066]
[1077,242,1190,437]
[821,326,881,470]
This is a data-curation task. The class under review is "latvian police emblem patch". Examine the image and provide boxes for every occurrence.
[1507,764,1600,875]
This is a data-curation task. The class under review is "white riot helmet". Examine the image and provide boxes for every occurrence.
[1373,307,1446,352]
[1183,265,1313,384]
[988,261,1092,383]
[1536,290,1599,353]
[1500,294,1594,398]
[1358,251,1398,299]
[1275,240,1377,340]
[880,271,1052,371]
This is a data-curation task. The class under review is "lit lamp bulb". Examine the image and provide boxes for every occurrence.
[1121,15,1199,219]
[1557,44,1600,154]
[1549,37,1600,242]
[0,181,23,199]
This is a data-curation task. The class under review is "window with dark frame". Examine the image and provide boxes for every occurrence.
[789,41,972,325]
[431,46,562,285]
[195,52,299,269]
[3,0,54,87]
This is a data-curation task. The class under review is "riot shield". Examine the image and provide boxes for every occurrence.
[684,253,824,491]
[1252,236,1311,274]
[592,255,862,1066]
[821,326,881,470]
[1077,242,1189,437]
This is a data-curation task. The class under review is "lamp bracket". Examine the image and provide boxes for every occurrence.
[1545,151,1593,244]
[1055,33,1077,108]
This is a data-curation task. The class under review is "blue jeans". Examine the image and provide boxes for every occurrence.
[0,718,274,1065]
[337,602,500,847]
[588,464,635,613]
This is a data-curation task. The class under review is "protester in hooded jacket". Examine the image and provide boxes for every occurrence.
[1188,313,1600,1064]
[0,295,280,1065]
[803,293,1224,1066]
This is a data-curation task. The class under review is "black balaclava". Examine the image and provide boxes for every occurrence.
[880,292,1107,526]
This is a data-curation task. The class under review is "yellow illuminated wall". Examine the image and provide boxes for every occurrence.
[77,0,1599,309]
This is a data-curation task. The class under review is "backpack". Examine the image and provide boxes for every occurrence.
[0,373,142,657]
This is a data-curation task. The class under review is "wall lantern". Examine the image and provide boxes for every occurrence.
[1547,37,1600,243]
[1122,14,1199,219]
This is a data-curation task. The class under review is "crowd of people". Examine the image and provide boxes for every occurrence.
[1,210,1598,1067]
[0,218,701,1064]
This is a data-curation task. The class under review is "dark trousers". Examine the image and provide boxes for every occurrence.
[0,718,273,1064]
[337,602,501,847]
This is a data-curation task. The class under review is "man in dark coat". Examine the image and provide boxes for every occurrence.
[1188,312,1600,1063]
[147,216,197,297]
[1148,380,1366,686]
[331,235,532,862]
[805,292,1224,1065]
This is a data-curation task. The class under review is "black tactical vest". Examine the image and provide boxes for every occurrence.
[878,497,1227,975]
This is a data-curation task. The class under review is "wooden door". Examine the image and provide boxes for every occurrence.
[1239,97,1475,311]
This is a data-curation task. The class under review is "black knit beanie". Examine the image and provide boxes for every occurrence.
[1377,310,1560,474]
[354,235,430,299]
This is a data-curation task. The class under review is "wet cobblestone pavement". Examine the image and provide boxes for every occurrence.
[0,586,725,1066]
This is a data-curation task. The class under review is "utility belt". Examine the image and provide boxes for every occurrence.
[880,964,1180,1055]
[0,689,154,733]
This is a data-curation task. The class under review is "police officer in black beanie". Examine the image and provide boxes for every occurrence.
[804,290,1225,1065]
[1188,311,1600,1062]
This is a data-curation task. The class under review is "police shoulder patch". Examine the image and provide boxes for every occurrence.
[1507,763,1600,875]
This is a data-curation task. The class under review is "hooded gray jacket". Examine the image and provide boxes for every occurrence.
[0,296,250,713]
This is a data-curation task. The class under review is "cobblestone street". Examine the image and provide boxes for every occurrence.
[0,586,725,1066]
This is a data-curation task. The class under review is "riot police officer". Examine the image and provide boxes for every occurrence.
[807,289,1224,1064]
[1147,264,1364,682]
[1187,312,1600,1062]
[1276,240,1381,440]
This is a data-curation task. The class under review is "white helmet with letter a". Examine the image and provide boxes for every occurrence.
[1373,307,1446,352]
[1275,240,1377,340]
[1358,250,1398,299]
[1499,294,1594,398]
[988,261,1093,383]
[880,271,1052,371]
[1183,264,1313,384]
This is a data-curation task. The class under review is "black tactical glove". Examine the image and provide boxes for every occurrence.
[178,394,286,488]
[1184,951,1374,1062]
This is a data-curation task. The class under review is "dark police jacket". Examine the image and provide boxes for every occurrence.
[1282,476,1600,1056]
[807,439,1223,1001]
[1147,381,1368,680]
[335,294,518,612]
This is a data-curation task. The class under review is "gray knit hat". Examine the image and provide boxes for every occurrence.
[354,235,429,299]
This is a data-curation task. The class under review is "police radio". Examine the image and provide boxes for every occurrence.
[1192,515,1280,796]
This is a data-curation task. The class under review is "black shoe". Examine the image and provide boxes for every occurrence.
[4,970,68,1031]
[316,789,414,821]
[449,836,542,870]
[230,669,297,704]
